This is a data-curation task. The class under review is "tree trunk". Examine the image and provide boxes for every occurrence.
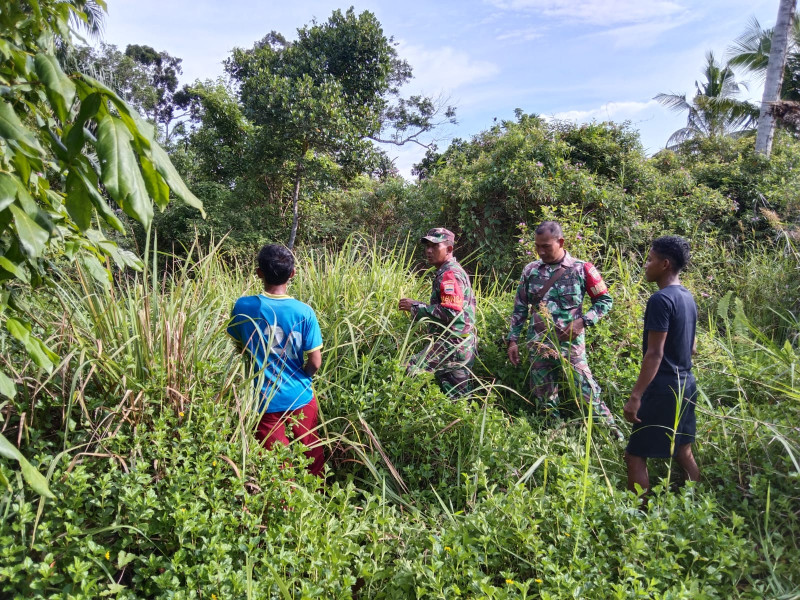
[287,158,303,250]
[755,0,797,156]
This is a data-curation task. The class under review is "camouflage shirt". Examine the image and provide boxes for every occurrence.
[411,258,477,354]
[507,252,612,345]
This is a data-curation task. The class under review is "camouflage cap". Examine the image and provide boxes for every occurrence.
[421,227,455,244]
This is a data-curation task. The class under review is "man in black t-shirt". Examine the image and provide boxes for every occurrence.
[623,236,700,498]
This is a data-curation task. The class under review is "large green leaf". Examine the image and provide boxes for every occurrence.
[96,115,153,228]
[34,54,76,123]
[140,155,170,211]
[6,316,56,373]
[0,255,29,284]
[80,74,154,149]
[65,92,102,159]
[147,142,206,216]
[0,101,44,155]
[9,204,49,258]
[78,253,111,289]
[0,172,17,212]
[0,432,54,498]
[72,163,125,233]
[65,170,93,230]
[0,368,15,399]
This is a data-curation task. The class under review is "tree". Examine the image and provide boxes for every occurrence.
[124,44,192,143]
[754,0,798,155]
[727,13,800,102]
[69,43,192,144]
[226,8,455,248]
[656,52,759,147]
[0,0,203,492]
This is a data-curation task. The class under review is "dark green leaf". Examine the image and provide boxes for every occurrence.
[5,317,56,373]
[96,115,153,228]
[34,53,76,123]
[79,253,111,289]
[65,170,92,230]
[147,142,205,216]
[140,155,170,211]
[73,164,125,233]
[0,255,29,284]
[0,432,55,499]
[0,368,15,399]
[9,204,49,258]
[0,172,17,212]
[0,101,44,154]
[66,92,102,159]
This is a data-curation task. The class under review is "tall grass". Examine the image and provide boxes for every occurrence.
[2,235,799,597]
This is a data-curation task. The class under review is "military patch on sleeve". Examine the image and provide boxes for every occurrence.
[439,271,464,311]
[584,262,608,299]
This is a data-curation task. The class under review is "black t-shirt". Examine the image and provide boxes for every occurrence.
[642,285,697,377]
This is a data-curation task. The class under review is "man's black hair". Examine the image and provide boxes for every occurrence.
[535,220,563,238]
[651,236,690,273]
[257,244,294,285]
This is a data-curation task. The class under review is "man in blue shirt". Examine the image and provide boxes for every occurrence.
[227,244,325,476]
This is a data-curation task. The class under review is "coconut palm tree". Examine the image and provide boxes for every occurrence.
[751,1,797,155]
[655,52,759,147]
[727,13,800,102]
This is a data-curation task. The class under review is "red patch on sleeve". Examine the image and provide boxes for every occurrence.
[584,262,608,300]
[439,271,464,311]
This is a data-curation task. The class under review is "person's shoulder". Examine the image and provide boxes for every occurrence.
[521,260,541,277]
[288,298,320,318]
[447,259,471,279]
[648,287,677,308]
[232,294,262,313]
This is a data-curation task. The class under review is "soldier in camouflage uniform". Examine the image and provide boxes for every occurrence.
[399,228,477,397]
[507,221,622,437]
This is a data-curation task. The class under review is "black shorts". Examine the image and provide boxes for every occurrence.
[626,372,697,458]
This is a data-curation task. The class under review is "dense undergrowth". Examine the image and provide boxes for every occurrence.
[1,238,799,599]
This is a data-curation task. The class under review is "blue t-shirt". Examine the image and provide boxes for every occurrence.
[227,293,323,413]
[642,285,697,377]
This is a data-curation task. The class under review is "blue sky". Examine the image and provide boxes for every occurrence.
[99,0,781,177]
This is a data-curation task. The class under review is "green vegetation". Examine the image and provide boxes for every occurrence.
[2,1,799,598]
[2,237,799,598]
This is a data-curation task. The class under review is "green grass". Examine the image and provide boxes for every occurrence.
[1,237,798,599]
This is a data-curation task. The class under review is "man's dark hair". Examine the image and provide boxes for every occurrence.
[651,236,690,273]
[257,244,295,285]
[535,221,563,238]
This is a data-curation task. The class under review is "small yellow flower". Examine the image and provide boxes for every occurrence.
[564,533,570,537]
[212,460,217,467]
[505,579,514,585]
[179,411,185,417]
[180,508,186,512]
[105,551,110,560]
[211,595,217,600]
[535,578,543,584]
[444,546,452,552]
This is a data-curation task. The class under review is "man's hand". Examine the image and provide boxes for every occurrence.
[623,394,642,424]
[508,341,520,366]
[557,317,585,342]
[398,298,416,312]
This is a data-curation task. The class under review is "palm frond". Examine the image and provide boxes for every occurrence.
[654,92,690,113]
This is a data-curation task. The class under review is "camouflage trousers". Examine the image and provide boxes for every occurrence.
[528,341,617,429]
[407,339,475,398]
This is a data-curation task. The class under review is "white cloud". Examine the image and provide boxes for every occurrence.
[496,27,543,42]
[583,17,693,49]
[549,99,660,122]
[486,0,688,26]
[397,42,500,95]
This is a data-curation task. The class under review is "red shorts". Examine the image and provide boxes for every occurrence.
[254,397,325,477]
